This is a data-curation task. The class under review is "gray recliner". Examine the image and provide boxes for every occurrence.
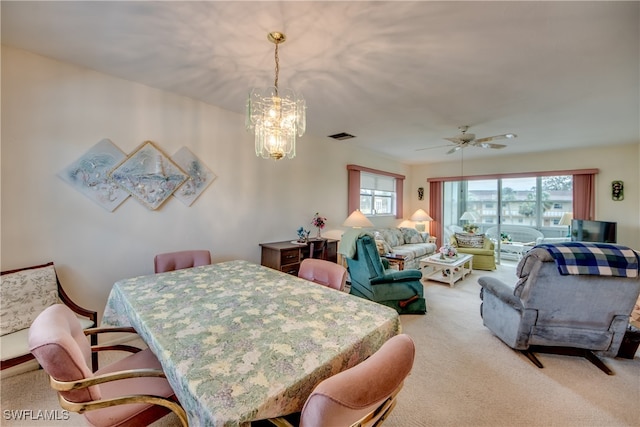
[478,245,640,374]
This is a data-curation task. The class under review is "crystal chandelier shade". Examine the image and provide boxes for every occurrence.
[246,32,306,160]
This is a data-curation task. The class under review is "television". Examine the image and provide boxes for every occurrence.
[571,219,617,243]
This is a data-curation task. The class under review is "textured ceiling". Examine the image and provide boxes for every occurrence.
[2,1,638,164]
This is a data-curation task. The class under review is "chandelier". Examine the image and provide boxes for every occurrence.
[246,32,306,160]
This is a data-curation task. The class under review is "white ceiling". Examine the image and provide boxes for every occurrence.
[2,1,638,164]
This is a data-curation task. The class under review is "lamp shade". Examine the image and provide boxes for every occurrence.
[342,210,374,228]
[558,212,573,226]
[459,211,475,221]
[410,209,433,222]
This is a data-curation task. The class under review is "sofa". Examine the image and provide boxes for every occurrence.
[372,227,437,270]
[450,232,496,271]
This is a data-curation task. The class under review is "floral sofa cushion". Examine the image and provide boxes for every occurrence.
[1,264,58,336]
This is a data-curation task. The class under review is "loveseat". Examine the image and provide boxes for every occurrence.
[1,262,97,371]
[372,227,437,270]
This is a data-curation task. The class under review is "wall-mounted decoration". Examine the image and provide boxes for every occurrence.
[612,180,624,201]
[418,187,424,201]
[58,139,130,212]
[110,141,188,210]
[171,147,216,206]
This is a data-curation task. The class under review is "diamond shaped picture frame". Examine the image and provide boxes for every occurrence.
[58,138,130,212]
[171,147,216,206]
[110,141,188,210]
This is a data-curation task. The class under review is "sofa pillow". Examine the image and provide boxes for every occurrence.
[400,227,425,244]
[455,233,485,249]
[376,229,404,248]
[1,264,58,336]
[375,239,393,255]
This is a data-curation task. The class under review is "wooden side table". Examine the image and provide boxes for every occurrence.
[260,239,338,276]
[383,253,407,271]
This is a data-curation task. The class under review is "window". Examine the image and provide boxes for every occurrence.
[360,172,396,216]
[347,165,404,219]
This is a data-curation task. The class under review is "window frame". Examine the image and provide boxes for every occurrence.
[347,165,404,219]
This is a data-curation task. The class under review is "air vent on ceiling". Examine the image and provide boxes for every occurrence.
[328,132,356,141]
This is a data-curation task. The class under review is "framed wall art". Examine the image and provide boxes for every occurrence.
[58,138,130,212]
[110,141,188,210]
[612,180,624,201]
[171,147,216,206]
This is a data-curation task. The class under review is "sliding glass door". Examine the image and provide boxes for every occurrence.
[442,174,573,262]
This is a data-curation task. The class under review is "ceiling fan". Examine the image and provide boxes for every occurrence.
[417,125,517,154]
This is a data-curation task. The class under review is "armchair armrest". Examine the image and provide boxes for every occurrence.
[371,269,422,285]
[84,327,145,367]
[51,368,188,427]
[478,276,523,312]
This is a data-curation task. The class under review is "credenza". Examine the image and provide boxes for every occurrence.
[259,238,338,275]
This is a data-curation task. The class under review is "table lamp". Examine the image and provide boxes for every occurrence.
[410,209,433,232]
[558,212,573,237]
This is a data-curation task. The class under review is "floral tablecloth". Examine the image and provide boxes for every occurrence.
[102,260,400,427]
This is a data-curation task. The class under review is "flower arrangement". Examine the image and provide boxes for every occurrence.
[311,212,327,229]
[296,226,310,242]
[439,244,458,258]
[463,223,479,234]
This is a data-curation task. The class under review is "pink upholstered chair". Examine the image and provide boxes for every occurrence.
[154,249,211,273]
[28,304,187,427]
[298,258,348,291]
[266,334,415,427]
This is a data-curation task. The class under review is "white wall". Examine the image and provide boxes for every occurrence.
[409,144,640,249]
[1,46,409,318]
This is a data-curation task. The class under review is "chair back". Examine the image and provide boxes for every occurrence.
[300,334,415,427]
[512,246,640,355]
[154,250,211,273]
[346,236,386,281]
[28,304,99,403]
[308,239,327,259]
[298,259,347,291]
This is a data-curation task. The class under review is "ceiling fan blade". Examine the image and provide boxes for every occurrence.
[475,142,507,149]
[446,146,462,155]
[415,144,454,152]
[444,137,463,144]
[474,133,517,144]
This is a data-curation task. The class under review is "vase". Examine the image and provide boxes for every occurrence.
[316,228,322,239]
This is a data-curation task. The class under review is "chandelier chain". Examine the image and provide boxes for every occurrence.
[273,42,280,92]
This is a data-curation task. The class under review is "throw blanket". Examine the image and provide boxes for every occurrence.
[338,229,374,259]
[538,242,639,277]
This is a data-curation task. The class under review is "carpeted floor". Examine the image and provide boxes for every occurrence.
[2,261,639,426]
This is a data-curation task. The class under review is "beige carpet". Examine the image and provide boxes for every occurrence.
[2,262,639,426]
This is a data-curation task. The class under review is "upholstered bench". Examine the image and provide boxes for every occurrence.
[1,262,97,371]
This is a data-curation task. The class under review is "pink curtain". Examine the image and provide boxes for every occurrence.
[429,181,442,247]
[573,173,596,220]
[347,168,360,216]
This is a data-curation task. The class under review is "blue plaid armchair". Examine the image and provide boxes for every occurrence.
[479,243,640,374]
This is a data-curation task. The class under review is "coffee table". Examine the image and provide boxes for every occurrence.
[419,253,473,287]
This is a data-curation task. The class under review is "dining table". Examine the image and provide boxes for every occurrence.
[101,259,401,427]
